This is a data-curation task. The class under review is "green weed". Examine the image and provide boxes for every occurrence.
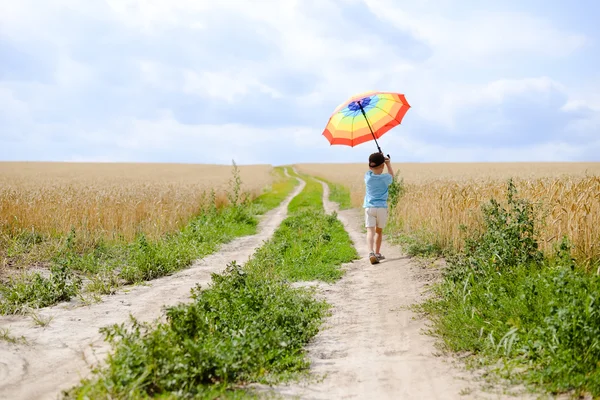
[252,167,298,214]
[309,177,352,210]
[387,173,406,212]
[29,310,54,327]
[0,265,81,314]
[386,227,444,258]
[420,180,600,397]
[0,327,27,344]
[246,209,357,282]
[287,172,323,213]
[65,261,327,399]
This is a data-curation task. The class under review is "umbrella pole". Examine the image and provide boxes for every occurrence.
[359,104,382,154]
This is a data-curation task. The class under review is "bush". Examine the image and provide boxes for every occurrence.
[422,180,600,397]
[387,173,406,212]
[0,265,81,314]
[444,179,543,283]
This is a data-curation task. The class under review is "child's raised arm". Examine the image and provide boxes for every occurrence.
[384,157,394,178]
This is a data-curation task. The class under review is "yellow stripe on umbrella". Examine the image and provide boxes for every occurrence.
[322,91,411,153]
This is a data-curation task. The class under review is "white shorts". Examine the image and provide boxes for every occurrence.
[365,207,388,229]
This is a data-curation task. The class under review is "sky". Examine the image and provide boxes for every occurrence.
[1,0,599,165]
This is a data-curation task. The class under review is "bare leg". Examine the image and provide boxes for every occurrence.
[366,227,376,253]
[375,227,383,254]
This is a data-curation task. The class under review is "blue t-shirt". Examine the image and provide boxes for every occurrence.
[363,171,393,208]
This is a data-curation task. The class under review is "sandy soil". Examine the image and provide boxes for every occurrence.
[267,179,537,400]
[0,173,305,400]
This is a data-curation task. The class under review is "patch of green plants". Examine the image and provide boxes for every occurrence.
[386,226,444,258]
[245,209,358,282]
[65,172,357,398]
[258,171,357,281]
[287,171,323,213]
[419,179,600,397]
[252,167,298,213]
[387,173,406,212]
[118,203,259,284]
[310,177,352,210]
[65,262,327,399]
[0,265,81,314]
[328,181,352,209]
[0,166,298,315]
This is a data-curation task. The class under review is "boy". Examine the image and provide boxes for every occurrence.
[363,152,394,264]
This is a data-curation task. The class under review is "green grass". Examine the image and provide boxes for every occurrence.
[65,262,328,399]
[286,169,323,212]
[0,265,81,314]
[321,178,352,210]
[245,208,357,282]
[0,167,298,315]
[417,180,600,398]
[65,171,358,399]
[385,225,444,258]
[253,167,298,213]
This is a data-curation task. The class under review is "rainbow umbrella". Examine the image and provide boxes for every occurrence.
[322,91,410,154]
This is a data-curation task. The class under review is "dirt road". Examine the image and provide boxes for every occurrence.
[270,179,532,400]
[0,173,304,400]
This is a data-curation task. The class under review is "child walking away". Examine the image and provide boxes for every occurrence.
[363,152,394,264]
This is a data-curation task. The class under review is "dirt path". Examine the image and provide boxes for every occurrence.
[0,172,305,400]
[270,179,528,400]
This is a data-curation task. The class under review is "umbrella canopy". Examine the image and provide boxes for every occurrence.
[322,91,410,153]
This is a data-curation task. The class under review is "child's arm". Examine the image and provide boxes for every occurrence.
[384,157,394,178]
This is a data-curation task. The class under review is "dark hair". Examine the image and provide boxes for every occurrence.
[368,152,385,168]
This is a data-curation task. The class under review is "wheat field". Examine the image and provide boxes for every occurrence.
[0,162,274,245]
[296,162,600,269]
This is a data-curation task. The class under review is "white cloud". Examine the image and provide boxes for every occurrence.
[0,0,597,163]
[363,0,587,59]
[0,88,30,117]
[385,133,596,163]
[420,77,566,129]
[182,69,282,102]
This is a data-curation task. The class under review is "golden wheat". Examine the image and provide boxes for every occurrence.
[296,162,600,269]
[0,162,274,245]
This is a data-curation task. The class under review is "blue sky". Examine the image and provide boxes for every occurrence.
[1,0,599,165]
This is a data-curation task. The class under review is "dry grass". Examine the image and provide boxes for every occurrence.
[296,162,600,269]
[0,162,274,247]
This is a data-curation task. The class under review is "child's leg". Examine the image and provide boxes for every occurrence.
[367,227,376,253]
[365,208,377,254]
[374,208,388,255]
[375,227,383,254]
